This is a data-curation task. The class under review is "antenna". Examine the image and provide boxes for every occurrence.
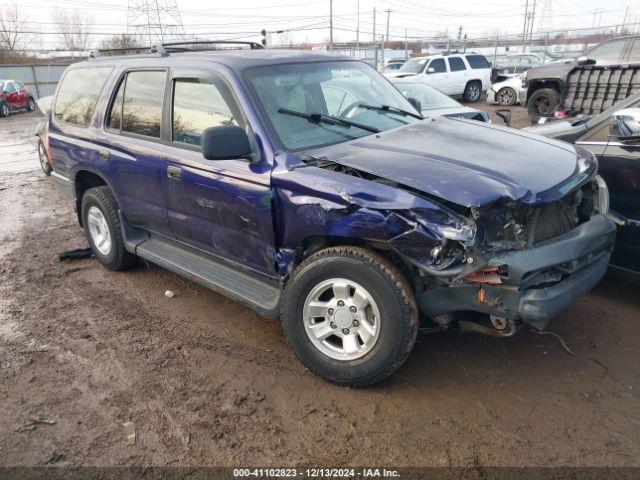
[127,0,187,45]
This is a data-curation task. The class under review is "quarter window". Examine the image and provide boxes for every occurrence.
[172,77,240,146]
[428,58,446,73]
[448,57,466,72]
[54,67,112,127]
[465,55,490,69]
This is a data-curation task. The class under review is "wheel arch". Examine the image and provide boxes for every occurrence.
[73,169,110,226]
[526,79,563,104]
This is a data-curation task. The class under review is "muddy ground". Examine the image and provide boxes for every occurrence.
[1,107,639,469]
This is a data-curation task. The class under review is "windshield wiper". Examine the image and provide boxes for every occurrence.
[277,107,380,133]
[357,103,424,120]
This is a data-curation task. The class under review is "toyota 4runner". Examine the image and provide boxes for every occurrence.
[47,42,616,386]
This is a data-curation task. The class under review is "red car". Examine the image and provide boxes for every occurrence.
[0,79,35,117]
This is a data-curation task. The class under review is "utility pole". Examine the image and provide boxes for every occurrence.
[621,6,630,34]
[329,0,333,51]
[385,8,392,46]
[527,0,537,49]
[356,0,360,49]
[522,0,529,52]
[372,7,376,43]
[405,28,408,60]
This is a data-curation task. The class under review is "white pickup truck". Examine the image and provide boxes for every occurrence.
[386,53,492,102]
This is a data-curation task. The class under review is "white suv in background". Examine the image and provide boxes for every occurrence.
[386,53,491,102]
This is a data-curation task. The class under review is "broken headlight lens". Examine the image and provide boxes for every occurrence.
[594,175,609,214]
[411,208,477,242]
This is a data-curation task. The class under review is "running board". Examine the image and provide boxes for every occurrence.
[135,236,282,319]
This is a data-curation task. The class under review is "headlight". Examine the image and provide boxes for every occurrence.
[595,175,609,214]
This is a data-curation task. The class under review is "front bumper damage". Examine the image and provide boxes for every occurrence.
[416,214,616,330]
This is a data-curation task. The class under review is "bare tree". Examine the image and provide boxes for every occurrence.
[56,10,93,51]
[98,33,142,50]
[0,5,32,51]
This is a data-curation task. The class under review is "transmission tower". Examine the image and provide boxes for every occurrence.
[127,0,187,46]
[538,0,553,32]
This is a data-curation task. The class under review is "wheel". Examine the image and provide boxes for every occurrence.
[496,87,517,106]
[0,103,9,117]
[527,88,560,117]
[81,186,136,270]
[463,81,482,102]
[282,246,419,387]
[38,139,51,175]
[26,97,35,111]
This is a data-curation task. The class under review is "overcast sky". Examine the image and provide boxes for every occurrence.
[2,0,639,50]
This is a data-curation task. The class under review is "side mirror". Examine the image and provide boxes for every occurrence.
[426,67,435,74]
[407,97,422,113]
[576,56,595,65]
[202,125,252,160]
[610,108,640,141]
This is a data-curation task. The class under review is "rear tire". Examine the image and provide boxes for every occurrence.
[463,81,482,102]
[81,186,136,271]
[26,97,35,111]
[282,246,418,387]
[38,139,51,175]
[527,88,560,117]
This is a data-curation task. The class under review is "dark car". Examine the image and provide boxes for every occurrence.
[0,79,36,117]
[47,43,615,386]
[522,35,640,118]
[392,79,490,122]
[526,93,640,276]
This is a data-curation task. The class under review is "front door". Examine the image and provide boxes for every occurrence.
[421,58,450,93]
[577,122,640,273]
[161,68,276,275]
[4,82,18,109]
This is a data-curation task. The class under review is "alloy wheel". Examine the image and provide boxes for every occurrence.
[87,206,112,256]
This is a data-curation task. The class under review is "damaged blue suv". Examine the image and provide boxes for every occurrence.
[48,43,616,386]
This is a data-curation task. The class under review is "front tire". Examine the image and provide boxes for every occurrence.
[282,247,418,387]
[527,87,560,117]
[0,102,9,117]
[496,87,517,106]
[81,186,136,270]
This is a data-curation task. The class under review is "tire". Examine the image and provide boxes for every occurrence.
[38,139,51,175]
[496,87,517,106]
[463,81,482,103]
[26,97,35,112]
[0,102,9,118]
[527,87,560,117]
[282,246,418,387]
[81,186,136,271]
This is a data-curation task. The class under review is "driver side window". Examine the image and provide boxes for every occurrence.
[428,58,446,74]
[588,40,626,64]
[321,84,357,116]
[5,82,15,93]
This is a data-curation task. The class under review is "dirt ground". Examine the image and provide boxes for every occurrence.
[1,107,639,469]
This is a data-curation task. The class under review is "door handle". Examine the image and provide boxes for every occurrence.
[98,149,110,160]
[167,165,182,181]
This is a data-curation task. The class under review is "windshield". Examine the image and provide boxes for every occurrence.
[245,60,420,151]
[398,58,427,74]
[394,82,460,110]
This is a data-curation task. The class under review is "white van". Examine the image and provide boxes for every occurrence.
[386,54,491,102]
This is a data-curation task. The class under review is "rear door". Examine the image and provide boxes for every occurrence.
[98,69,172,236]
[161,67,276,275]
[446,56,468,94]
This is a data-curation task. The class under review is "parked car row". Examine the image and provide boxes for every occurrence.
[36,44,620,387]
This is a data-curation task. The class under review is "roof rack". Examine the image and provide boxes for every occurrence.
[89,40,264,59]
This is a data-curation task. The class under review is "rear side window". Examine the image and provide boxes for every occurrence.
[428,58,446,73]
[14,81,23,89]
[466,55,490,69]
[54,67,112,127]
[108,70,166,138]
[448,57,466,72]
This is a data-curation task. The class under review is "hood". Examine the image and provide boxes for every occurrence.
[526,60,573,81]
[384,71,418,79]
[306,117,595,208]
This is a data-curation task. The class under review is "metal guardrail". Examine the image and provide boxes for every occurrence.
[0,64,70,99]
